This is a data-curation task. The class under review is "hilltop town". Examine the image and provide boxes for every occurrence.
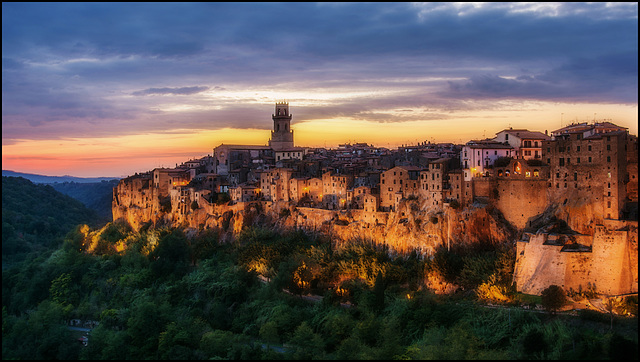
[112,103,638,297]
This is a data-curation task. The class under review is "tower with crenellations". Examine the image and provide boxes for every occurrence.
[269,102,294,151]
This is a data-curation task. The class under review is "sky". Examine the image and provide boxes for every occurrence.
[2,2,638,178]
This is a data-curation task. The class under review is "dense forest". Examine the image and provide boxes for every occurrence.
[50,180,120,222]
[2,176,102,266]
[2,176,637,359]
[3,218,638,359]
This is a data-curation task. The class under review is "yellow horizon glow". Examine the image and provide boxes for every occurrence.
[2,101,637,178]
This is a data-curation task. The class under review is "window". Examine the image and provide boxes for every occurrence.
[559,158,564,166]
[607,156,611,162]
[588,145,592,151]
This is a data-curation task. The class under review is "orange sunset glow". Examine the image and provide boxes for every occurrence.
[2,3,637,178]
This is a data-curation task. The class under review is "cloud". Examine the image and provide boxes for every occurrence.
[132,86,210,96]
[1,2,637,145]
[444,51,638,103]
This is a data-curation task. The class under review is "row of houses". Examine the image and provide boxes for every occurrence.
[115,121,637,224]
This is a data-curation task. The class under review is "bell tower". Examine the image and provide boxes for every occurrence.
[268,102,294,151]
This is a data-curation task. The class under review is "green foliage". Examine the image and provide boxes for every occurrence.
[540,285,567,313]
[2,176,101,265]
[49,272,75,306]
[200,329,234,358]
[50,180,120,221]
[2,221,636,360]
[429,245,464,284]
[287,321,325,359]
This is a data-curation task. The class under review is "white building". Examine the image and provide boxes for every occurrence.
[461,140,514,181]
[493,128,550,160]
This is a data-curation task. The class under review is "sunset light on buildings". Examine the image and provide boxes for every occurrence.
[2,2,637,178]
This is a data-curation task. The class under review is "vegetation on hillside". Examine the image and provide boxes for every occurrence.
[2,219,637,359]
[2,176,102,266]
[50,180,119,222]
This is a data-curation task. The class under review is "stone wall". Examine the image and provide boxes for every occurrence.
[494,179,549,229]
[514,222,638,296]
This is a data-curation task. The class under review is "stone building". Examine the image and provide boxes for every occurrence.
[229,183,261,203]
[419,158,449,208]
[493,128,550,160]
[212,144,272,176]
[380,166,420,211]
[461,139,514,181]
[322,171,354,210]
[543,122,633,221]
[514,221,637,296]
[269,102,295,151]
[348,185,374,209]
[260,168,294,202]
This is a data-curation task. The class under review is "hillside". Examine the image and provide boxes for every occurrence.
[1,170,118,184]
[2,176,103,265]
[50,180,119,222]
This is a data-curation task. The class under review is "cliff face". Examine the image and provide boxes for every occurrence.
[114,192,516,258]
[112,180,638,296]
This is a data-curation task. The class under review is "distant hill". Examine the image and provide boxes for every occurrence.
[2,170,119,184]
[50,180,119,222]
[2,176,103,265]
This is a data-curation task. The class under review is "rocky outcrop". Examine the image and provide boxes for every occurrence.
[113,191,517,258]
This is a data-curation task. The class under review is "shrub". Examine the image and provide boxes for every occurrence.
[540,285,566,313]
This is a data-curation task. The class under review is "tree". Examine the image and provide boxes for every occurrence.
[287,321,324,359]
[200,329,234,358]
[540,285,567,314]
[49,272,74,306]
